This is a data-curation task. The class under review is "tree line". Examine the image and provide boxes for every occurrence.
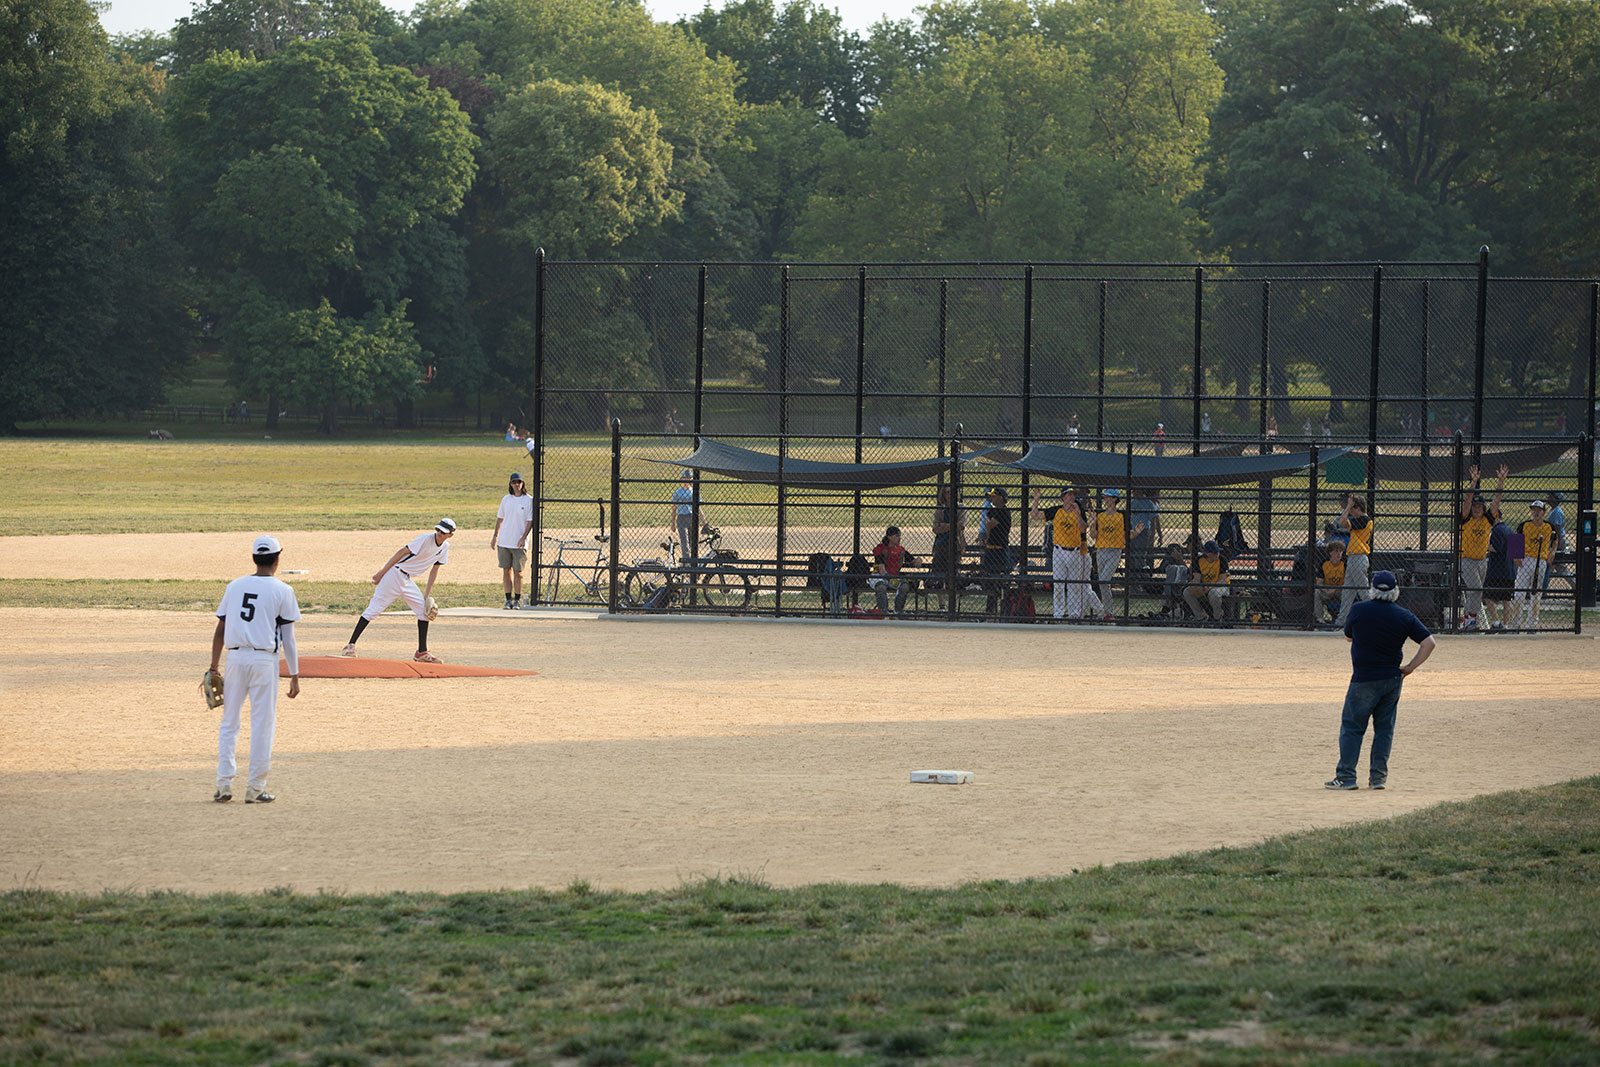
[3,0,1597,432]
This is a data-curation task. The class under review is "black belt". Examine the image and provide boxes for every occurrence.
[226,646,274,652]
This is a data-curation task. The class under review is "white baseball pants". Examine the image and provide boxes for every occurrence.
[217,649,279,792]
[363,567,428,620]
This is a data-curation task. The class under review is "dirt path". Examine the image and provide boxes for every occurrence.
[2,606,1594,894]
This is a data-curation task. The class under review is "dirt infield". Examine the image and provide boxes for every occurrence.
[2,597,1595,895]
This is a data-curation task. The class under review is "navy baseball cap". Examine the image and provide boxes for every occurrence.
[1202,540,1219,553]
[510,472,523,482]
[1371,570,1398,591]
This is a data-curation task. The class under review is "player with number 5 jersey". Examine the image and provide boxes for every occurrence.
[210,535,301,804]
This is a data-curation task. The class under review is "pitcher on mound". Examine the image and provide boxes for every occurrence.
[342,518,455,663]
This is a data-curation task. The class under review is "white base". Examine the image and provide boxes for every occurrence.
[911,770,974,785]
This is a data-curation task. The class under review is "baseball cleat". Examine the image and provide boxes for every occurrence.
[340,643,357,657]
[244,789,274,804]
[213,789,232,803]
[413,650,441,663]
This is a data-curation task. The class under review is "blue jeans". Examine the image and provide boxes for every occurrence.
[1334,675,1402,785]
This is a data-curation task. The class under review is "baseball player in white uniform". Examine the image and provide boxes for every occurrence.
[341,517,455,662]
[210,535,301,803]
[493,472,534,609]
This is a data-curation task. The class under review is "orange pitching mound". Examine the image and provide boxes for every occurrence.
[284,656,537,679]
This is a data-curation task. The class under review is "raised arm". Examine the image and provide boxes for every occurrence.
[1460,464,1481,520]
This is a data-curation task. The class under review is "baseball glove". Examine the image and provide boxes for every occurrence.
[425,596,440,621]
[200,668,224,709]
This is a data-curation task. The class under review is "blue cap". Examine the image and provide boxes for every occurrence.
[1371,570,1398,591]
[1202,540,1219,553]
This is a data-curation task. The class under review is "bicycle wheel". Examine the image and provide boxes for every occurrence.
[543,561,562,603]
[621,567,665,609]
[695,567,753,612]
[582,565,612,605]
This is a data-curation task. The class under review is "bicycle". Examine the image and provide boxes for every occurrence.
[620,524,753,612]
[542,535,611,604]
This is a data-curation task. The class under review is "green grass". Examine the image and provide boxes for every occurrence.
[4,779,1598,1065]
[0,579,419,613]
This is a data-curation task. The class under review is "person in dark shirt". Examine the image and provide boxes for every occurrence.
[1327,570,1436,790]
[980,486,1012,616]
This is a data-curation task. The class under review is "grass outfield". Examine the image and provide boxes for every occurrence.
[2,779,1596,1066]
[2,438,1587,539]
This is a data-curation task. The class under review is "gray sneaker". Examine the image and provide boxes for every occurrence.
[213,788,232,803]
[244,789,275,804]
[1324,779,1358,791]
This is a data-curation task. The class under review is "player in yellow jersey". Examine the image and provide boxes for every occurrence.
[1092,490,1147,621]
[1333,494,1373,628]
[1457,464,1504,631]
[1314,540,1345,623]
[1032,485,1091,619]
[1183,540,1230,622]
[1513,499,1556,629]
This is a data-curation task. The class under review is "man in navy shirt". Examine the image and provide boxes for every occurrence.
[1327,570,1436,790]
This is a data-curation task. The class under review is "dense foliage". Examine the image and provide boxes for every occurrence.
[4,0,1598,430]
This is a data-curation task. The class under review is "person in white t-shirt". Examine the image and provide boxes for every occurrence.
[209,535,301,804]
[492,472,534,609]
[341,518,455,662]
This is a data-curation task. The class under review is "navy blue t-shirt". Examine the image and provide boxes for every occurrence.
[1344,600,1432,682]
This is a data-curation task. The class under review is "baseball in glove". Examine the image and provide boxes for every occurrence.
[201,668,224,709]
[425,596,440,621]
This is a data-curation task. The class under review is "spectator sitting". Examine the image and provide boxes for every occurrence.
[1159,543,1189,618]
[870,526,914,616]
[1183,540,1230,623]
[1315,540,1346,624]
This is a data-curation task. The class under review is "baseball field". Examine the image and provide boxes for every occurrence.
[2,437,1598,1064]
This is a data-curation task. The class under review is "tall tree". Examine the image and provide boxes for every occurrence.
[1,0,192,431]
[169,35,476,431]
[169,0,401,74]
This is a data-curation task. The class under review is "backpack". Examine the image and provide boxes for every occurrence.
[999,585,1037,621]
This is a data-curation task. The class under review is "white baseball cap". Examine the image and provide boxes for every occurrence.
[252,535,282,555]
[436,517,457,533]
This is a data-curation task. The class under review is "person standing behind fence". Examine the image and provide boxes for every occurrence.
[1513,500,1555,630]
[1333,495,1373,628]
[929,482,964,612]
[1482,508,1515,633]
[670,469,701,561]
[1542,491,1566,591]
[1033,486,1079,619]
[1325,570,1435,791]
[980,487,1011,616]
[1127,488,1160,586]
[1153,422,1166,456]
[493,472,534,610]
[1457,464,1504,632]
[1093,490,1144,621]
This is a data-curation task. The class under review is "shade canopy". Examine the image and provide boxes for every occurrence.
[653,438,998,490]
[1369,440,1574,483]
[999,442,1354,488]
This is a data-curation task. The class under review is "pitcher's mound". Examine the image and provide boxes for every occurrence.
[284,656,537,679]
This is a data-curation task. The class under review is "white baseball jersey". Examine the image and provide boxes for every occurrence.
[495,494,534,549]
[394,532,451,576]
[215,575,301,652]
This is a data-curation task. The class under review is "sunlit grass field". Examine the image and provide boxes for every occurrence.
[3,780,1597,1065]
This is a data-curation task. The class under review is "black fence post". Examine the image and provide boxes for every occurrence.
[531,246,547,604]
[1420,279,1431,550]
[1449,432,1464,631]
[777,265,790,616]
[938,279,949,435]
[854,264,867,556]
[693,264,707,444]
[1368,265,1382,505]
[1097,279,1107,448]
[608,418,621,615]
[1123,442,1134,619]
[948,430,962,623]
[1473,245,1489,462]
[1191,266,1204,551]
[1020,264,1034,583]
[1258,280,1273,585]
[1578,433,1595,611]
[1306,443,1320,630]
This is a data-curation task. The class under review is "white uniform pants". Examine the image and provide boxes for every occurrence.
[362,567,428,620]
[1459,556,1488,618]
[1336,553,1370,627]
[217,649,279,792]
[1051,545,1070,618]
[1513,557,1548,625]
[1065,548,1101,618]
[1095,548,1121,614]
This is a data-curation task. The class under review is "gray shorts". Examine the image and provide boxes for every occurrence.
[497,546,527,571]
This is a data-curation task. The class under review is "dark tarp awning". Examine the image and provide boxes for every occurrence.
[650,438,1000,490]
[998,442,1354,488]
[1367,440,1575,483]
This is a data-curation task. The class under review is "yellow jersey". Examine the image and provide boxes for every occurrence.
[1052,506,1083,549]
[1459,514,1493,560]
[1195,556,1228,586]
[1345,515,1373,555]
[1520,520,1555,561]
[1095,510,1126,550]
[1320,559,1345,586]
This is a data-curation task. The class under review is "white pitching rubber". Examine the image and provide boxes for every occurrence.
[910,770,973,785]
